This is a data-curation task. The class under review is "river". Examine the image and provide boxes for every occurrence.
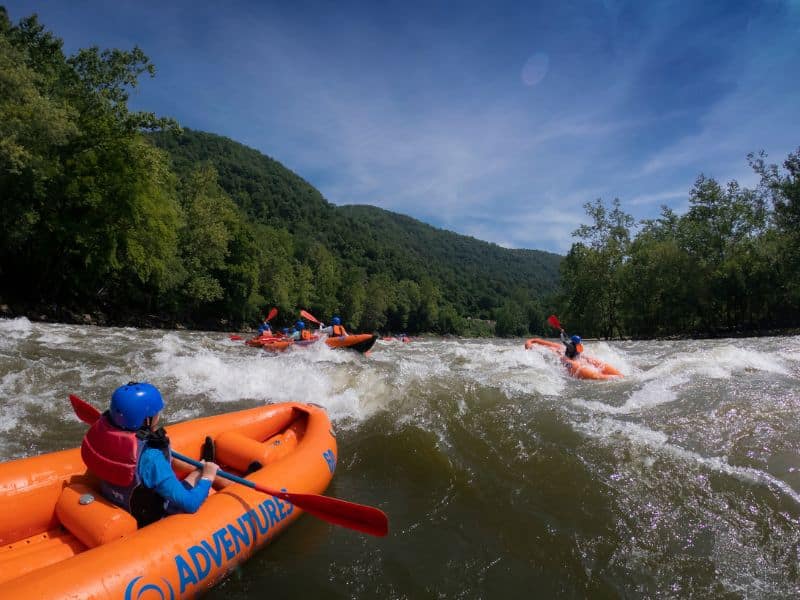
[1,317,799,598]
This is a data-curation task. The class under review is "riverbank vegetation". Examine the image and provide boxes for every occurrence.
[558,150,800,338]
[0,9,558,335]
[2,9,797,339]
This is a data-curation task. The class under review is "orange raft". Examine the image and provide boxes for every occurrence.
[325,333,377,353]
[0,402,337,599]
[524,338,623,380]
[246,335,321,352]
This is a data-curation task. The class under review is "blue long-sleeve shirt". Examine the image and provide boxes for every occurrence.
[138,447,212,514]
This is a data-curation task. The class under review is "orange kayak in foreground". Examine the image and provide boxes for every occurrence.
[325,333,377,353]
[524,338,623,380]
[0,402,337,598]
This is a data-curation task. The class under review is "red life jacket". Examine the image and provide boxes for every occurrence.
[300,329,314,340]
[81,414,140,487]
[332,324,346,336]
[81,413,171,526]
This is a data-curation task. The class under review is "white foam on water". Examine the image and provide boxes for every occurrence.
[149,333,396,424]
[0,317,34,350]
[637,342,789,381]
[382,346,451,387]
[576,416,800,505]
[451,341,564,397]
[0,316,33,334]
[581,340,635,376]
[36,330,74,346]
[573,374,690,414]
[0,370,30,436]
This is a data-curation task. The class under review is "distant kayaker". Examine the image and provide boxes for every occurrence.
[257,318,272,336]
[319,316,348,337]
[292,320,315,341]
[560,329,584,359]
[81,382,220,527]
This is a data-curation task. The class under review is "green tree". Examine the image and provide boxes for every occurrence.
[561,198,633,338]
[750,148,800,325]
[494,301,527,337]
[0,10,180,313]
[178,166,235,307]
[253,224,295,316]
[339,266,367,329]
[359,275,391,331]
[619,214,698,336]
[292,263,314,314]
[306,242,339,319]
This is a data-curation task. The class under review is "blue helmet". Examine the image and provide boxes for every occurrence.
[296,320,305,329]
[282,328,290,334]
[571,335,582,345]
[332,316,341,325]
[110,382,164,431]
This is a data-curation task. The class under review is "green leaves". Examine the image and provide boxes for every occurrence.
[560,149,800,338]
[0,12,182,309]
[148,129,561,335]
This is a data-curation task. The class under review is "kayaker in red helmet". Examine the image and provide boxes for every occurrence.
[81,382,219,527]
[560,328,584,359]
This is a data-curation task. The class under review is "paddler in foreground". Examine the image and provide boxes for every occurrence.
[81,382,220,527]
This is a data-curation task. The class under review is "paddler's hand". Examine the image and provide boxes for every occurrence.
[200,460,220,482]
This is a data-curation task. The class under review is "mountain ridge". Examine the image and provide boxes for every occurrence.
[149,128,562,322]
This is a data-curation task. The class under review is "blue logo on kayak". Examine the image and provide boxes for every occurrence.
[174,494,294,594]
[323,448,336,473]
[124,576,175,600]
[124,493,294,596]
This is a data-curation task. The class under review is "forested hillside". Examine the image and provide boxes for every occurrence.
[149,129,561,322]
[0,9,559,336]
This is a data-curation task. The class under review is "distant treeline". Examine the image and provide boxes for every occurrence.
[0,9,559,336]
[557,149,800,338]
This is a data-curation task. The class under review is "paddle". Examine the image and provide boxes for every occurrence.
[547,315,562,330]
[299,309,321,325]
[68,395,388,537]
[229,307,278,341]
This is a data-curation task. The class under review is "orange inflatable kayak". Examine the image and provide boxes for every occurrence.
[0,402,337,598]
[245,334,283,347]
[325,333,377,353]
[246,335,320,352]
[524,338,622,380]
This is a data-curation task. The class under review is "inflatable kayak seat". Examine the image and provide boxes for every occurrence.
[214,428,300,474]
[55,482,137,548]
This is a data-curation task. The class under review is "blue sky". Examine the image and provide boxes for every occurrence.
[6,0,800,253]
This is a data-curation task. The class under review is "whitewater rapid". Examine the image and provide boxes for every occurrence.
[2,317,800,597]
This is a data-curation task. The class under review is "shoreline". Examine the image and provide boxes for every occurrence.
[0,303,244,334]
[1,305,798,341]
